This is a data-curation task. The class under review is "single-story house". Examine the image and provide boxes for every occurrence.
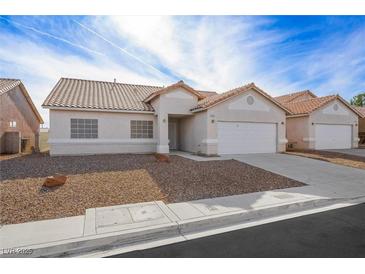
[42,78,291,156]
[275,90,364,150]
[0,78,44,154]
[355,106,365,147]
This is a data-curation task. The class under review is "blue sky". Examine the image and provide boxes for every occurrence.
[0,16,364,125]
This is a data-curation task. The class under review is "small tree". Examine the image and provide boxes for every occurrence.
[350,93,365,107]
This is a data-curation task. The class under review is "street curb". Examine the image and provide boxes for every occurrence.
[2,196,364,258]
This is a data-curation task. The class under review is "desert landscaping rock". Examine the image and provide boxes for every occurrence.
[0,153,304,225]
[43,175,67,187]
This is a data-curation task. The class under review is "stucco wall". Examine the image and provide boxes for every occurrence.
[286,116,310,149]
[204,89,287,154]
[0,86,40,153]
[49,109,157,155]
[309,99,359,148]
[150,87,198,153]
[179,111,207,154]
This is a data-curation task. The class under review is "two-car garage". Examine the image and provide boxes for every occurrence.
[216,121,354,154]
[217,122,277,154]
[314,124,352,150]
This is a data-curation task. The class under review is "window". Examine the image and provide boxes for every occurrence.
[131,120,153,138]
[9,121,16,128]
[71,119,98,138]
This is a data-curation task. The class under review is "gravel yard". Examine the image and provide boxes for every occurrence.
[0,153,304,224]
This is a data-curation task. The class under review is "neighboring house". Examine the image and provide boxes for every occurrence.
[42,78,290,156]
[0,79,44,154]
[355,106,365,147]
[275,90,364,150]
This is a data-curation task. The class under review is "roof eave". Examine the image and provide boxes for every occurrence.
[143,82,205,103]
[335,95,365,118]
[286,113,310,118]
[191,84,294,114]
[18,82,44,124]
[42,105,155,114]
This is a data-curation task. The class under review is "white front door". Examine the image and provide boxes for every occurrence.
[217,122,277,154]
[168,122,177,150]
[314,124,352,149]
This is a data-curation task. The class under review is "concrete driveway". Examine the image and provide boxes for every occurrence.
[325,148,365,158]
[227,153,365,199]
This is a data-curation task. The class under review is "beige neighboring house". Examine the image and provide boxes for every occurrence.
[275,90,364,150]
[355,106,365,147]
[42,78,291,156]
[0,79,44,154]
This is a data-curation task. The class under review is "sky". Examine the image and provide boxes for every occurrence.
[0,15,364,125]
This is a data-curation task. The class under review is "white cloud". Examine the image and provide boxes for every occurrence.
[1,15,364,128]
[0,32,166,125]
[109,16,365,97]
[109,16,301,93]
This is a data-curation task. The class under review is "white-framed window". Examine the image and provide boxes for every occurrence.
[70,118,98,139]
[131,120,153,138]
[9,120,16,128]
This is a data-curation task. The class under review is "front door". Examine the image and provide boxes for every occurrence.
[168,122,177,150]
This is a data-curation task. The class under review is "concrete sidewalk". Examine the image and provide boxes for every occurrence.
[1,187,364,258]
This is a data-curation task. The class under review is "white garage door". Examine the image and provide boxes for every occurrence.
[315,124,352,150]
[217,122,277,154]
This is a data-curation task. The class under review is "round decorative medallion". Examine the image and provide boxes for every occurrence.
[247,96,255,105]
[333,104,339,111]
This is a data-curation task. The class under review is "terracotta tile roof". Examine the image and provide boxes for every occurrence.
[283,95,337,115]
[0,78,22,95]
[42,78,162,112]
[0,78,44,123]
[191,83,292,113]
[197,90,218,97]
[43,78,216,112]
[143,80,205,102]
[275,90,317,104]
[283,95,364,118]
[355,106,365,117]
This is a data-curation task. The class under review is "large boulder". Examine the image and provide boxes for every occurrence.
[43,175,67,187]
[154,153,170,163]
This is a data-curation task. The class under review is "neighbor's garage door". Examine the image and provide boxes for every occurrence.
[217,122,277,154]
[314,124,352,150]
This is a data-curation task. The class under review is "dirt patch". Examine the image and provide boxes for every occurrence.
[0,154,304,224]
[285,150,365,170]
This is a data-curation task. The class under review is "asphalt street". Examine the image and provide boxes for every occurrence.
[110,203,365,258]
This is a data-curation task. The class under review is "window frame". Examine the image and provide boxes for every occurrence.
[130,120,153,139]
[70,118,98,139]
[9,120,17,128]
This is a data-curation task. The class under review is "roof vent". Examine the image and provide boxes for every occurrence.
[113,78,116,84]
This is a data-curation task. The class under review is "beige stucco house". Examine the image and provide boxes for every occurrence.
[275,90,364,150]
[42,78,291,156]
[0,79,44,154]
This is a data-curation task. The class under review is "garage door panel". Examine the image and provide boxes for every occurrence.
[217,122,277,154]
[315,124,352,150]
